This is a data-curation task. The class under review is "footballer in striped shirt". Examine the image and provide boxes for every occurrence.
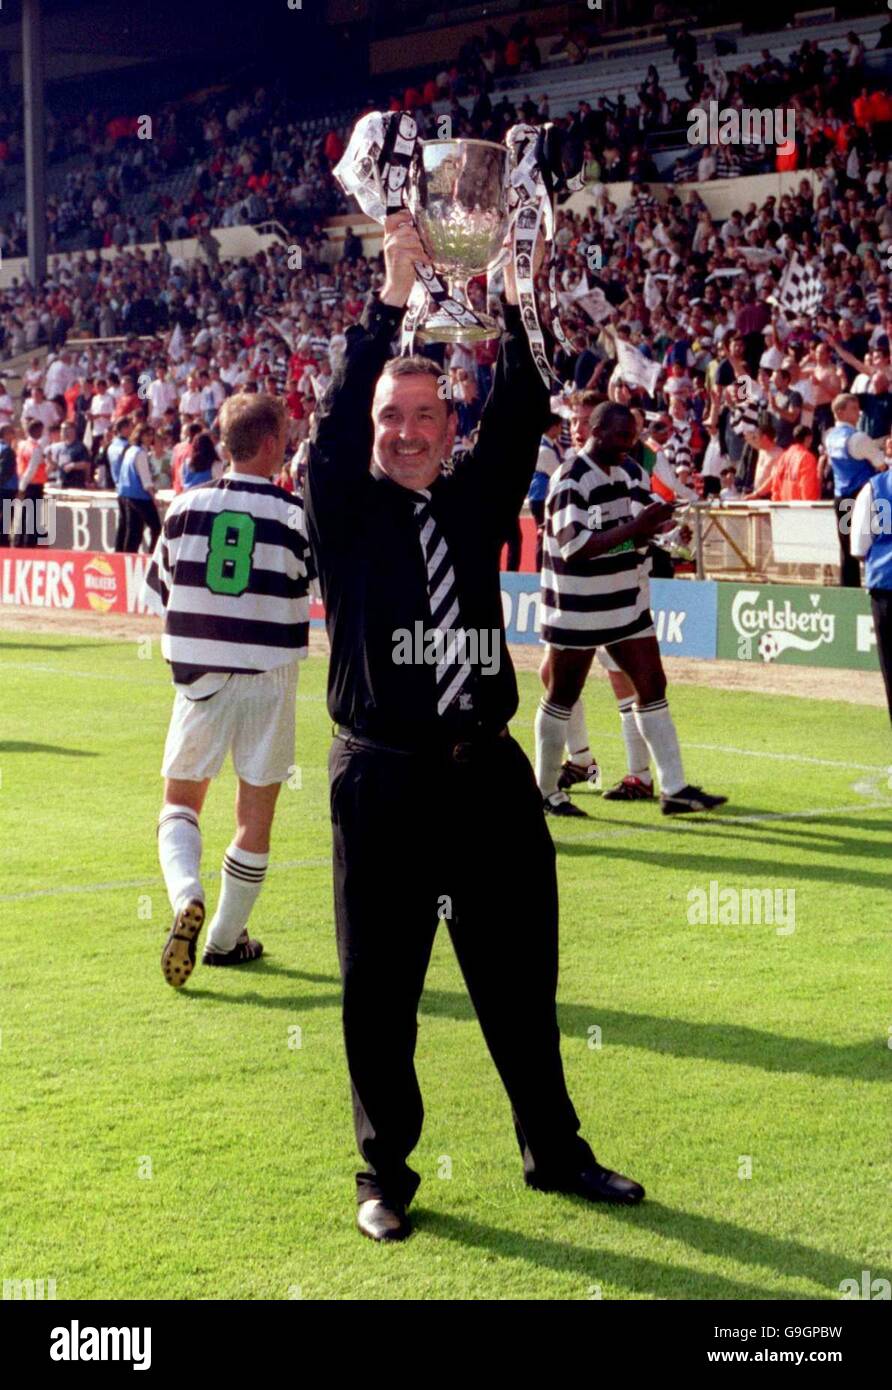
[535,400,726,819]
[142,393,312,988]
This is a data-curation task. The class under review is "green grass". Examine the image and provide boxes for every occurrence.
[0,629,890,1301]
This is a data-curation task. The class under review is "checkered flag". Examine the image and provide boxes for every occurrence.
[776,254,825,317]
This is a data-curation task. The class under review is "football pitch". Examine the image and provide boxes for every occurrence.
[1,628,889,1302]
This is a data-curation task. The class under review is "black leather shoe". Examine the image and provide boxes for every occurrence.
[356,1198,412,1242]
[531,1162,645,1206]
[567,1162,645,1205]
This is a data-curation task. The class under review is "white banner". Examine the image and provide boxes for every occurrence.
[616,340,662,395]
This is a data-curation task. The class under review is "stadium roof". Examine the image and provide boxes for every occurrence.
[0,0,337,86]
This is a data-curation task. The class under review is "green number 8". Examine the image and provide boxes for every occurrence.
[205,511,256,596]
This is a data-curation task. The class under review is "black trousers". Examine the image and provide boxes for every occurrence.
[870,589,892,724]
[121,496,160,553]
[14,483,44,548]
[0,487,16,546]
[503,517,523,573]
[329,731,595,1204]
[114,498,129,552]
[835,495,862,589]
[529,497,545,573]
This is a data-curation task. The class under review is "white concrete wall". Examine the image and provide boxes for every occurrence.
[0,224,292,290]
[564,170,822,222]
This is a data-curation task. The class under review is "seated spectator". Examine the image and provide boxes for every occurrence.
[54,420,90,488]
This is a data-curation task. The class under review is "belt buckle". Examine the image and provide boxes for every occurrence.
[451,739,473,764]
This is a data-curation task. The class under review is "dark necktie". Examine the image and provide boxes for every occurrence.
[412,495,475,718]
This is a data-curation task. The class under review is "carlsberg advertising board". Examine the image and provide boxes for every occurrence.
[717,583,878,671]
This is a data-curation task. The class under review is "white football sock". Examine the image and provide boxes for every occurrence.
[633,700,685,796]
[157,805,203,915]
[158,811,202,917]
[565,701,594,767]
[617,696,652,782]
[535,698,572,796]
[205,843,269,955]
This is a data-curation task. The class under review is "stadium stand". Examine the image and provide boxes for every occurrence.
[1,3,890,587]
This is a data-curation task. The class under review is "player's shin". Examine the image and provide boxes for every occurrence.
[565,700,595,768]
[535,698,572,795]
[204,843,269,954]
[618,696,652,782]
[632,700,684,797]
[157,805,203,914]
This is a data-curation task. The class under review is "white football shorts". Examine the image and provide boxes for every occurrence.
[161,661,299,786]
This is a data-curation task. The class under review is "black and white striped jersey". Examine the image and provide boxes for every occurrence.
[540,444,655,649]
[143,471,311,689]
[662,423,694,473]
[729,378,762,437]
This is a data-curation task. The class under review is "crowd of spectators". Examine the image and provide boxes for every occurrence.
[1,17,890,575]
[0,229,381,526]
[4,139,888,529]
[2,16,891,263]
[0,84,346,260]
[529,163,892,546]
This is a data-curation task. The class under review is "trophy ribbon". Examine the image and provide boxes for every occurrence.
[503,123,568,390]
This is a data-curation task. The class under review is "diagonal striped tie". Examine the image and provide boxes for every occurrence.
[413,495,475,718]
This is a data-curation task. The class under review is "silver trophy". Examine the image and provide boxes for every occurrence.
[407,139,511,344]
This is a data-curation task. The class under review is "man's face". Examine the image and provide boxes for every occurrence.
[570,404,593,451]
[838,399,860,426]
[592,413,638,463]
[371,372,455,491]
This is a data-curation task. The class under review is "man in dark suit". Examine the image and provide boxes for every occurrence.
[306,211,645,1242]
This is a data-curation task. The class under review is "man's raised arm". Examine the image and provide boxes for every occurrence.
[307,212,429,546]
[463,248,552,526]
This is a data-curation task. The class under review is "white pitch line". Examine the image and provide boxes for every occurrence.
[712,802,892,824]
[3,660,887,768]
[1,660,156,684]
[584,729,889,775]
[0,857,330,904]
[563,801,892,844]
[0,659,325,698]
[6,800,890,902]
[680,740,889,774]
